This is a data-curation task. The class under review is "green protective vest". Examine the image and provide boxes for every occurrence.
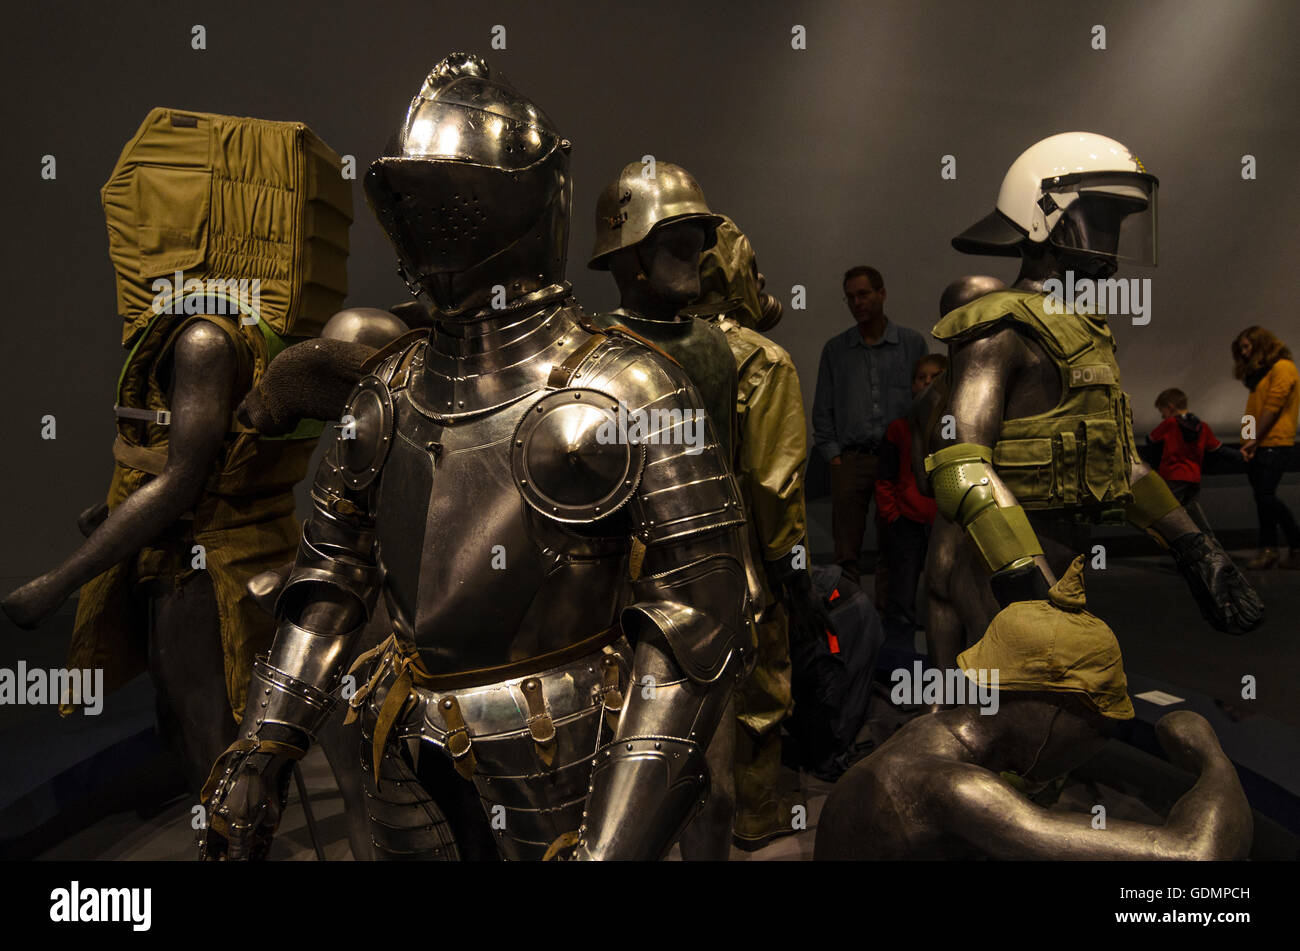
[932,289,1139,514]
[66,311,325,720]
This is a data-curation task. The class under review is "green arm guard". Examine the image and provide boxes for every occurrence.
[1124,469,1182,533]
[925,443,1044,575]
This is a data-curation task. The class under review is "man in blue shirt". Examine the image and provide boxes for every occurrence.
[813,266,930,596]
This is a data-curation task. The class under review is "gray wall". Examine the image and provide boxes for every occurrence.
[2,0,1298,580]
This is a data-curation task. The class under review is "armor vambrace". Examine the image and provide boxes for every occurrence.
[563,339,750,857]
[241,430,385,748]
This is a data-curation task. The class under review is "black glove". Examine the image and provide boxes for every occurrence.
[1169,532,1264,636]
[765,544,838,648]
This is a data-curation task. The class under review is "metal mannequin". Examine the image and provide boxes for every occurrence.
[199,54,749,862]
[910,277,1008,499]
[815,703,1252,860]
[588,161,739,462]
[3,323,242,794]
[4,109,350,800]
[586,162,746,859]
[921,133,1263,671]
[814,559,1252,860]
[693,215,835,848]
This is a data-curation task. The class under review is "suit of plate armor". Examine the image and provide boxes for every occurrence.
[199,53,749,861]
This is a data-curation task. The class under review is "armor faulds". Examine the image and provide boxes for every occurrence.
[202,54,748,862]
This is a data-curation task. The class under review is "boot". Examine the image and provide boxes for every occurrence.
[1246,548,1278,569]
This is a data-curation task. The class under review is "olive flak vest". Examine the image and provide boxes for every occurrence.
[65,312,320,720]
[931,289,1140,516]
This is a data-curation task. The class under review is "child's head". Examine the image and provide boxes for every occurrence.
[1155,387,1188,419]
[913,354,948,395]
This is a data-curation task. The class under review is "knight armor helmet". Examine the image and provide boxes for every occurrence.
[364,53,572,318]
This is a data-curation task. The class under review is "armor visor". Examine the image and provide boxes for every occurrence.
[1042,172,1158,267]
[400,82,560,171]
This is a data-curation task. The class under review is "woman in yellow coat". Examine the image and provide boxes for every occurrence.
[1233,326,1299,568]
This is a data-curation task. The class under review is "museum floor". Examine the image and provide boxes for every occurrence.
[4,536,1296,861]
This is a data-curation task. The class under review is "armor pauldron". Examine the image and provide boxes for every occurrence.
[242,657,338,742]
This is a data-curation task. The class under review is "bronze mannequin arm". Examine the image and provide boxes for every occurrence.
[938,327,1057,596]
[2,321,236,629]
[939,711,1251,860]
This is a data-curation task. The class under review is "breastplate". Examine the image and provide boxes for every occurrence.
[374,387,628,675]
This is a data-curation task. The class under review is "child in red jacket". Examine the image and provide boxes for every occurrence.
[876,354,946,636]
[1148,387,1238,538]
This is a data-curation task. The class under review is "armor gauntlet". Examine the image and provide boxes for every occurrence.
[201,417,384,859]
[573,359,750,860]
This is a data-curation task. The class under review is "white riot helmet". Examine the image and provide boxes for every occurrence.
[953,132,1158,268]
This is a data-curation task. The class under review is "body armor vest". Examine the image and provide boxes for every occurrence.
[112,311,321,496]
[66,312,321,718]
[933,289,1138,514]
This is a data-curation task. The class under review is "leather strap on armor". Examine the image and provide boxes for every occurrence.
[547,332,607,388]
[437,696,478,781]
[359,328,429,376]
[520,677,557,765]
[344,627,621,782]
[600,653,624,728]
[199,735,306,804]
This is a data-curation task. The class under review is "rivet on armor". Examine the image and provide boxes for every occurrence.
[574,393,581,399]
[626,743,633,751]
